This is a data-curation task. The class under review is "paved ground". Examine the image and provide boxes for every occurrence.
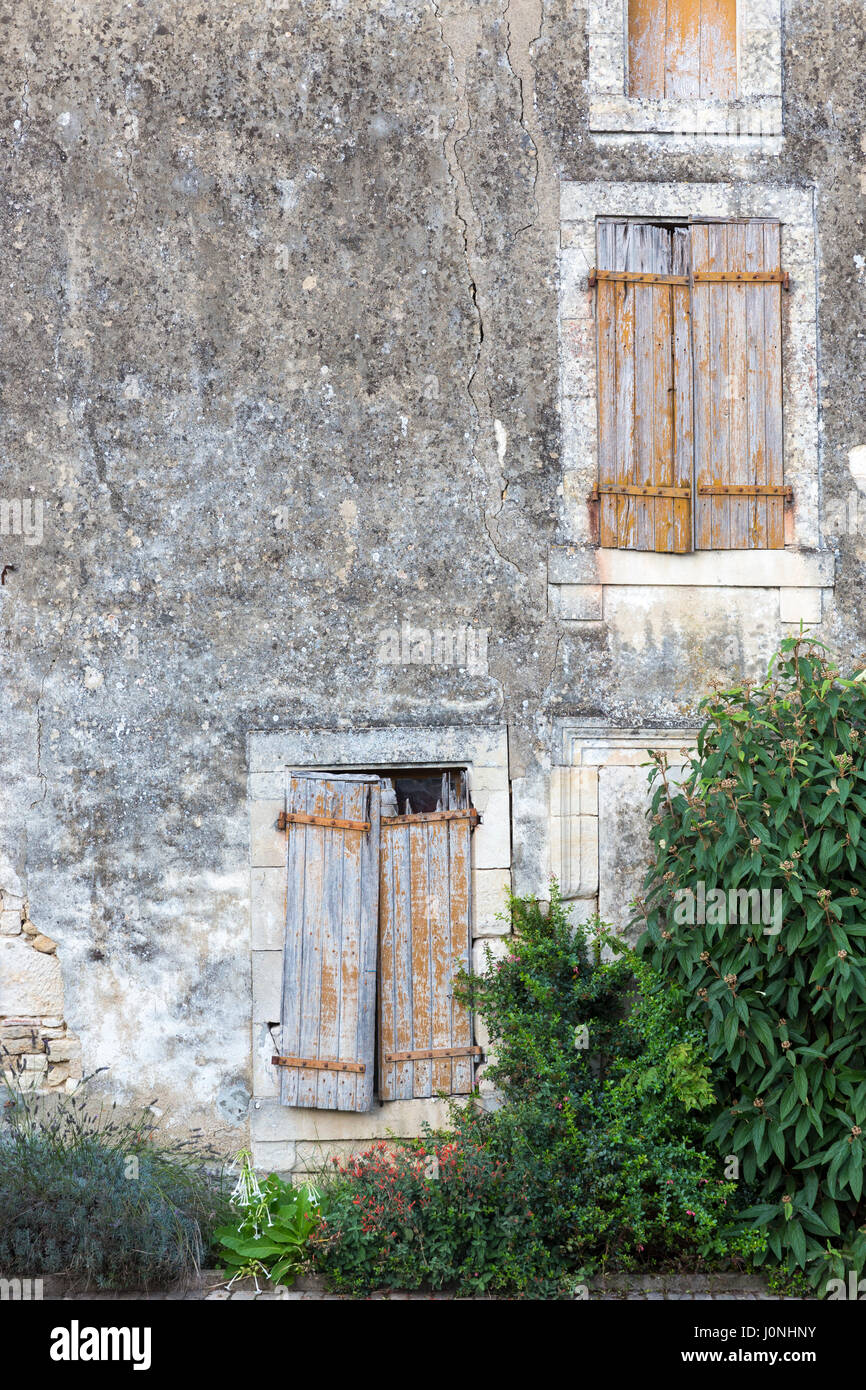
[39,1271,806,1300]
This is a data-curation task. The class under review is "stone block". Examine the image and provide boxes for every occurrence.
[31,934,58,954]
[551,583,603,621]
[249,799,286,869]
[472,868,511,934]
[0,911,22,935]
[252,951,283,1023]
[0,938,64,1017]
[471,787,511,869]
[21,1053,49,1070]
[779,587,822,625]
[250,868,286,950]
[472,937,511,977]
[44,1037,82,1062]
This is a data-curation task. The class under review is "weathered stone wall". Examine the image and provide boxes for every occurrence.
[0,0,863,1148]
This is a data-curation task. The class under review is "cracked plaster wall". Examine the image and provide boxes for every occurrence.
[0,0,863,1144]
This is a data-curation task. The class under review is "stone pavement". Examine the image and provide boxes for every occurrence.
[39,1271,807,1301]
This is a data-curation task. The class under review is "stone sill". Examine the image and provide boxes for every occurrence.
[549,547,834,589]
[588,96,783,139]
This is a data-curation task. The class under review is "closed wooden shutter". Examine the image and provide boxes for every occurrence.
[594,217,786,552]
[628,0,737,100]
[691,220,785,550]
[378,809,477,1100]
[277,772,380,1112]
[596,221,692,553]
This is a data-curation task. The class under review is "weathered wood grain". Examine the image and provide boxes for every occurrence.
[279,772,380,1112]
[629,0,736,101]
[378,816,474,1100]
[692,220,785,550]
[700,0,737,100]
[598,221,688,551]
[672,227,694,552]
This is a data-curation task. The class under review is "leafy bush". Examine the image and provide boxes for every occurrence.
[313,888,757,1294]
[459,891,756,1273]
[313,1133,561,1295]
[636,634,866,1293]
[215,1151,321,1287]
[0,1066,230,1289]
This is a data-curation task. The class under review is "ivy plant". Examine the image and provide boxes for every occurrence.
[636,634,866,1293]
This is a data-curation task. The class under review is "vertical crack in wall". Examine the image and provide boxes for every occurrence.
[431,1,531,579]
[431,1,486,424]
[504,0,545,242]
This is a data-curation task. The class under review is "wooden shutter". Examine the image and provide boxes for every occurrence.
[378,809,477,1100]
[691,220,785,550]
[628,0,736,100]
[277,772,380,1112]
[596,221,692,552]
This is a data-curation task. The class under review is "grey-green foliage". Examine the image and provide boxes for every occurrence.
[0,1064,230,1288]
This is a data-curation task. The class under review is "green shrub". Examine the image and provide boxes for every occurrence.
[636,634,866,1293]
[459,891,756,1274]
[0,1066,230,1289]
[313,1131,562,1296]
[313,888,757,1294]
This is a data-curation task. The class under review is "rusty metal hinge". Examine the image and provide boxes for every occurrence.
[589,267,790,291]
[383,1046,484,1063]
[589,485,691,499]
[277,811,371,832]
[697,485,794,499]
[271,1055,366,1074]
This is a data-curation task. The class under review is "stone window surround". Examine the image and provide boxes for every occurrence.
[587,0,783,139]
[246,724,511,1173]
[555,180,829,628]
[550,721,697,916]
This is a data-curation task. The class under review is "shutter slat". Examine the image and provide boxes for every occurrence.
[317,779,343,1111]
[428,820,452,1093]
[700,0,737,100]
[628,0,665,98]
[392,823,414,1099]
[672,228,694,552]
[727,222,751,550]
[447,819,473,1095]
[651,225,675,550]
[633,225,656,550]
[693,223,730,549]
[666,0,701,98]
[297,777,324,1108]
[615,225,638,548]
[597,223,619,549]
[745,221,769,547]
[281,776,306,1109]
[409,826,433,1098]
[378,819,397,1102]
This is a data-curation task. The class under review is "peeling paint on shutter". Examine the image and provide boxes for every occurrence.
[596,221,691,552]
[691,220,785,550]
[277,771,380,1112]
[378,811,476,1100]
[628,0,736,100]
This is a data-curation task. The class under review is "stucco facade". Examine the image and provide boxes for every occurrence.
[0,0,863,1163]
